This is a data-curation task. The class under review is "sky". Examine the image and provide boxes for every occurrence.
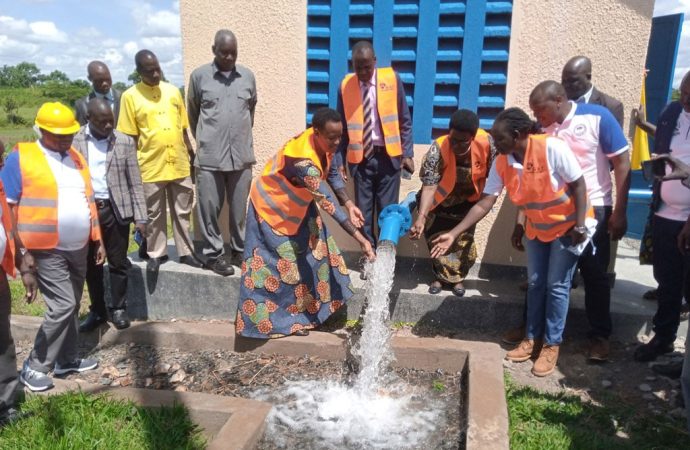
[0,0,687,88]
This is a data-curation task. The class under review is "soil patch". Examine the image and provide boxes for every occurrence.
[15,340,464,449]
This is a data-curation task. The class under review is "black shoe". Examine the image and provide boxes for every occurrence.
[651,361,683,379]
[634,336,675,362]
[428,283,442,295]
[111,309,131,330]
[179,255,203,268]
[0,408,29,427]
[230,251,244,267]
[79,311,106,333]
[207,258,235,276]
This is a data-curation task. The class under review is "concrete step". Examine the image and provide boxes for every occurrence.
[107,238,666,342]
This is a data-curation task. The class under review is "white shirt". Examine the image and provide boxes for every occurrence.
[542,102,629,206]
[658,110,690,222]
[85,126,109,199]
[360,70,384,147]
[37,141,92,251]
[483,137,583,196]
[577,85,594,104]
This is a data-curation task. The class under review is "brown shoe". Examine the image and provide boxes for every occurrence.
[506,338,539,362]
[532,345,560,377]
[588,337,610,362]
[502,324,526,345]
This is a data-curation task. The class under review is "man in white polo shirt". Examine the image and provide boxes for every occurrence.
[1,102,104,392]
[529,80,630,362]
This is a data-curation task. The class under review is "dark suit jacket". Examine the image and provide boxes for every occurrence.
[74,89,122,126]
[589,87,624,128]
[72,126,147,224]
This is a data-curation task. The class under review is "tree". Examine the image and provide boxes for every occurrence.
[40,70,70,84]
[112,81,129,92]
[0,62,42,87]
[127,70,142,84]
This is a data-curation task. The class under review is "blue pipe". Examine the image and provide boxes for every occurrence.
[377,191,417,245]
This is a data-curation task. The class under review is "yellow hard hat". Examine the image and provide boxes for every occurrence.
[34,102,80,135]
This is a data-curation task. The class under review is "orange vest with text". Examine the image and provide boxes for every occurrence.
[249,128,333,235]
[341,67,402,164]
[0,181,16,277]
[495,135,591,242]
[16,142,101,250]
[431,129,492,210]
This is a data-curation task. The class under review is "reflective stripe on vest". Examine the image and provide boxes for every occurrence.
[249,128,333,235]
[495,135,590,242]
[341,67,402,164]
[430,130,492,210]
[16,142,101,250]
[0,181,16,276]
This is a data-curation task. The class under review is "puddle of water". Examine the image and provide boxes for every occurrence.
[254,242,449,449]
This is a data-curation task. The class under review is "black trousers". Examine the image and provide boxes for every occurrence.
[86,200,131,317]
[652,215,690,343]
[579,206,613,339]
[0,272,19,413]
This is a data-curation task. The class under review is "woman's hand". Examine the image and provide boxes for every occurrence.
[511,223,525,251]
[95,242,107,265]
[409,216,426,240]
[430,232,454,258]
[568,226,587,246]
[346,203,365,228]
[360,239,376,261]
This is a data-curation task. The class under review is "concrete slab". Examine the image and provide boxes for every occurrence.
[111,237,663,341]
[36,378,272,450]
[12,319,509,449]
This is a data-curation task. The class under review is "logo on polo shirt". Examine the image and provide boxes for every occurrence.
[574,124,586,137]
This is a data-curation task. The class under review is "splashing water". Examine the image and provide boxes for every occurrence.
[253,242,446,449]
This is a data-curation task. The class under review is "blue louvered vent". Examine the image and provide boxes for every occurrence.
[306,0,513,143]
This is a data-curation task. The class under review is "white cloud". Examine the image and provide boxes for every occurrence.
[0,1,185,86]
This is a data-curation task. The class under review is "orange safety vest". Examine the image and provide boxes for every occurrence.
[249,128,333,235]
[495,135,591,242]
[341,67,402,164]
[16,142,101,250]
[0,181,16,277]
[430,129,492,210]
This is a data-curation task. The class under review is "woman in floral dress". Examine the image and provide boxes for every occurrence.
[236,108,375,339]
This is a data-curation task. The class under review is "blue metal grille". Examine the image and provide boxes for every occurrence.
[306,0,513,143]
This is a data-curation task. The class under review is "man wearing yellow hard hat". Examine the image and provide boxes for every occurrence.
[0,102,105,392]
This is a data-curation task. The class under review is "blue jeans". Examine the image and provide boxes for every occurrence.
[525,236,580,346]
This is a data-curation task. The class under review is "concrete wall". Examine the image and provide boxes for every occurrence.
[179,0,653,267]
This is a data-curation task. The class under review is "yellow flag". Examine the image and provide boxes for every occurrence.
[631,75,650,170]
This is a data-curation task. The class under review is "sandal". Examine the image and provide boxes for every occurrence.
[294,329,310,337]
[428,281,442,295]
[451,283,466,297]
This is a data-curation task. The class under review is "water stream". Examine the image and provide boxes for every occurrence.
[254,242,446,449]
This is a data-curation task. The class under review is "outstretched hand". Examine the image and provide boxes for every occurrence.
[430,233,454,258]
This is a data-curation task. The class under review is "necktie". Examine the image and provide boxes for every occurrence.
[362,83,374,159]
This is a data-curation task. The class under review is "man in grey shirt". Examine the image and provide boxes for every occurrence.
[187,29,257,276]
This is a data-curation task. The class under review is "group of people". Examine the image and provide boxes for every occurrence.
[0,28,688,430]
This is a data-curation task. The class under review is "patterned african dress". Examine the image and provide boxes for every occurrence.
[236,157,355,339]
[419,140,496,284]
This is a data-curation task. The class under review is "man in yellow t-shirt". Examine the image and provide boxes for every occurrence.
[117,49,202,271]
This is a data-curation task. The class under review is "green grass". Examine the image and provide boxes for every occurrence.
[0,391,206,449]
[506,374,689,449]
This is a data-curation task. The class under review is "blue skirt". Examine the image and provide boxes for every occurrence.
[235,203,354,338]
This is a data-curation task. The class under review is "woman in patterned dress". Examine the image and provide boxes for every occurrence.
[409,110,495,297]
[236,108,375,339]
